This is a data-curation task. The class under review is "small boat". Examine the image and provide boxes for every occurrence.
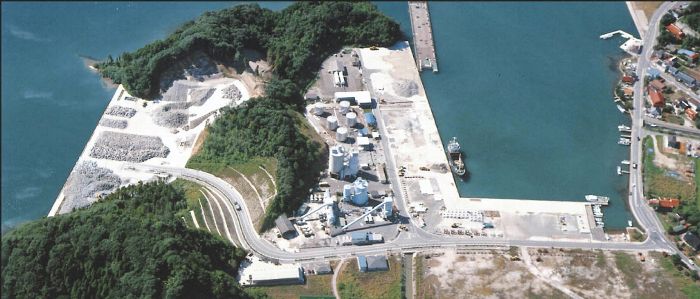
[621,160,630,165]
[617,166,622,175]
[595,217,603,222]
[617,105,626,113]
[618,125,631,131]
[628,220,633,227]
[618,138,630,146]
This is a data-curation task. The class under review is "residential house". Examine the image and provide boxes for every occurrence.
[648,86,665,107]
[649,79,666,91]
[666,23,685,40]
[683,232,700,251]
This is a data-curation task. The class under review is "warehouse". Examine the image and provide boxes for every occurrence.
[276,214,296,238]
[356,255,389,272]
[335,91,372,108]
[240,262,305,286]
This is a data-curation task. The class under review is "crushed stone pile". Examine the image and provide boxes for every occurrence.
[89,131,170,162]
[105,106,137,118]
[189,88,216,106]
[161,80,196,102]
[221,84,242,100]
[61,160,121,213]
[392,79,419,97]
[98,118,128,129]
[152,102,190,128]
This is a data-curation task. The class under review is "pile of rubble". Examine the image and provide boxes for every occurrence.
[89,131,170,162]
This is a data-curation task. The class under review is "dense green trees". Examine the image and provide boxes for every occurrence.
[188,98,325,229]
[1,182,249,299]
[96,2,402,100]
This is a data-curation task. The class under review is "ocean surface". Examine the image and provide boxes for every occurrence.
[2,2,635,231]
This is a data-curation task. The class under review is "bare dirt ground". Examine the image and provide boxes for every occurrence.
[417,248,687,299]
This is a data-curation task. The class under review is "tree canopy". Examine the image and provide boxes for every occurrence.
[1,182,249,299]
[96,2,402,100]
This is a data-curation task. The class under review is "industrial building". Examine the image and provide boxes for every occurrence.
[276,214,296,238]
[382,197,394,218]
[328,145,359,179]
[675,71,697,88]
[343,177,369,205]
[239,262,305,286]
[364,112,377,127]
[335,91,372,108]
[349,232,384,245]
[356,255,389,272]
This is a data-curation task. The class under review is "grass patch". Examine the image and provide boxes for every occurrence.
[245,274,333,299]
[662,113,685,125]
[338,255,403,299]
[643,136,696,201]
[657,253,700,298]
[172,179,209,231]
[614,252,643,290]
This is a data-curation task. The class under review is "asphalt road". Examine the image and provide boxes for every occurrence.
[121,2,697,269]
[629,1,699,271]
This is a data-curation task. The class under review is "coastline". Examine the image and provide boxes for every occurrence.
[626,2,649,39]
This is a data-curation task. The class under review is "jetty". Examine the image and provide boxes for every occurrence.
[408,1,438,72]
[600,30,643,56]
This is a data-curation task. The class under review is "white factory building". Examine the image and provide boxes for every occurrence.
[335,91,372,108]
[239,260,304,286]
[328,145,359,179]
[343,177,369,206]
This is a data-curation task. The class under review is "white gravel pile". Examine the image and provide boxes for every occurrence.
[98,118,128,129]
[89,131,170,162]
[221,84,242,100]
[392,79,419,97]
[161,80,194,102]
[105,106,137,118]
[61,161,121,213]
[189,88,215,106]
[152,102,189,128]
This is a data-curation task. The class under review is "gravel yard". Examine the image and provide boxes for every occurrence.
[89,131,170,162]
[60,161,121,213]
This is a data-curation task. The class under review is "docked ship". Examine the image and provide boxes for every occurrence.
[447,137,467,176]
[585,195,610,205]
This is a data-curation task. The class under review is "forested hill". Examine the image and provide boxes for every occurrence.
[1,182,249,299]
[96,2,403,100]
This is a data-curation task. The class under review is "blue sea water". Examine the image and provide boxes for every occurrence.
[2,2,635,230]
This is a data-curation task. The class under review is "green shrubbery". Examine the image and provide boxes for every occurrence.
[96,2,402,100]
[1,182,248,298]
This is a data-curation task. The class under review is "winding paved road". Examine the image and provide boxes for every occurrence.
[121,2,698,271]
[629,1,698,272]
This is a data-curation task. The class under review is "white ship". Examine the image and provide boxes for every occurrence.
[618,125,631,131]
[585,195,610,205]
[618,138,631,145]
[446,137,467,177]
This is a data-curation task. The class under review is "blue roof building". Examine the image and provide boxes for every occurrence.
[356,255,388,272]
[676,71,698,87]
[668,66,680,75]
[364,112,377,127]
[358,127,369,136]
[679,49,697,57]
[647,68,661,79]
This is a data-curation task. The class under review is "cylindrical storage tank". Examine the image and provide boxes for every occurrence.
[336,127,348,142]
[313,103,323,116]
[346,112,357,127]
[329,146,344,174]
[339,101,350,114]
[343,184,353,202]
[327,116,338,130]
[352,178,368,206]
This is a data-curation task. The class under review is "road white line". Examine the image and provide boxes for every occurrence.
[228,166,266,212]
[198,197,213,232]
[189,210,201,229]
[199,189,223,237]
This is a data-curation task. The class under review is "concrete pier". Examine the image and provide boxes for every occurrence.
[408,1,438,72]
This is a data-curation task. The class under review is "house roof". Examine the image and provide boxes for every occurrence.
[684,232,700,250]
[650,79,666,90]
[658,198,680,208]
[648,87,665,107]
[366,255,388,270]
[275,214,295,234]
[666,23,685,39]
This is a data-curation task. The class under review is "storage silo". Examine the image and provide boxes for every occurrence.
[329,145,345,175]
[327,116,338,130]
[339,101,351,114]
[352,178,369,206]
[313,102,324,116]
[347,150,359,178]
[383,197,393,218]
[346,112,357,127]
[336,126,348,142]
[343,184,354,202]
